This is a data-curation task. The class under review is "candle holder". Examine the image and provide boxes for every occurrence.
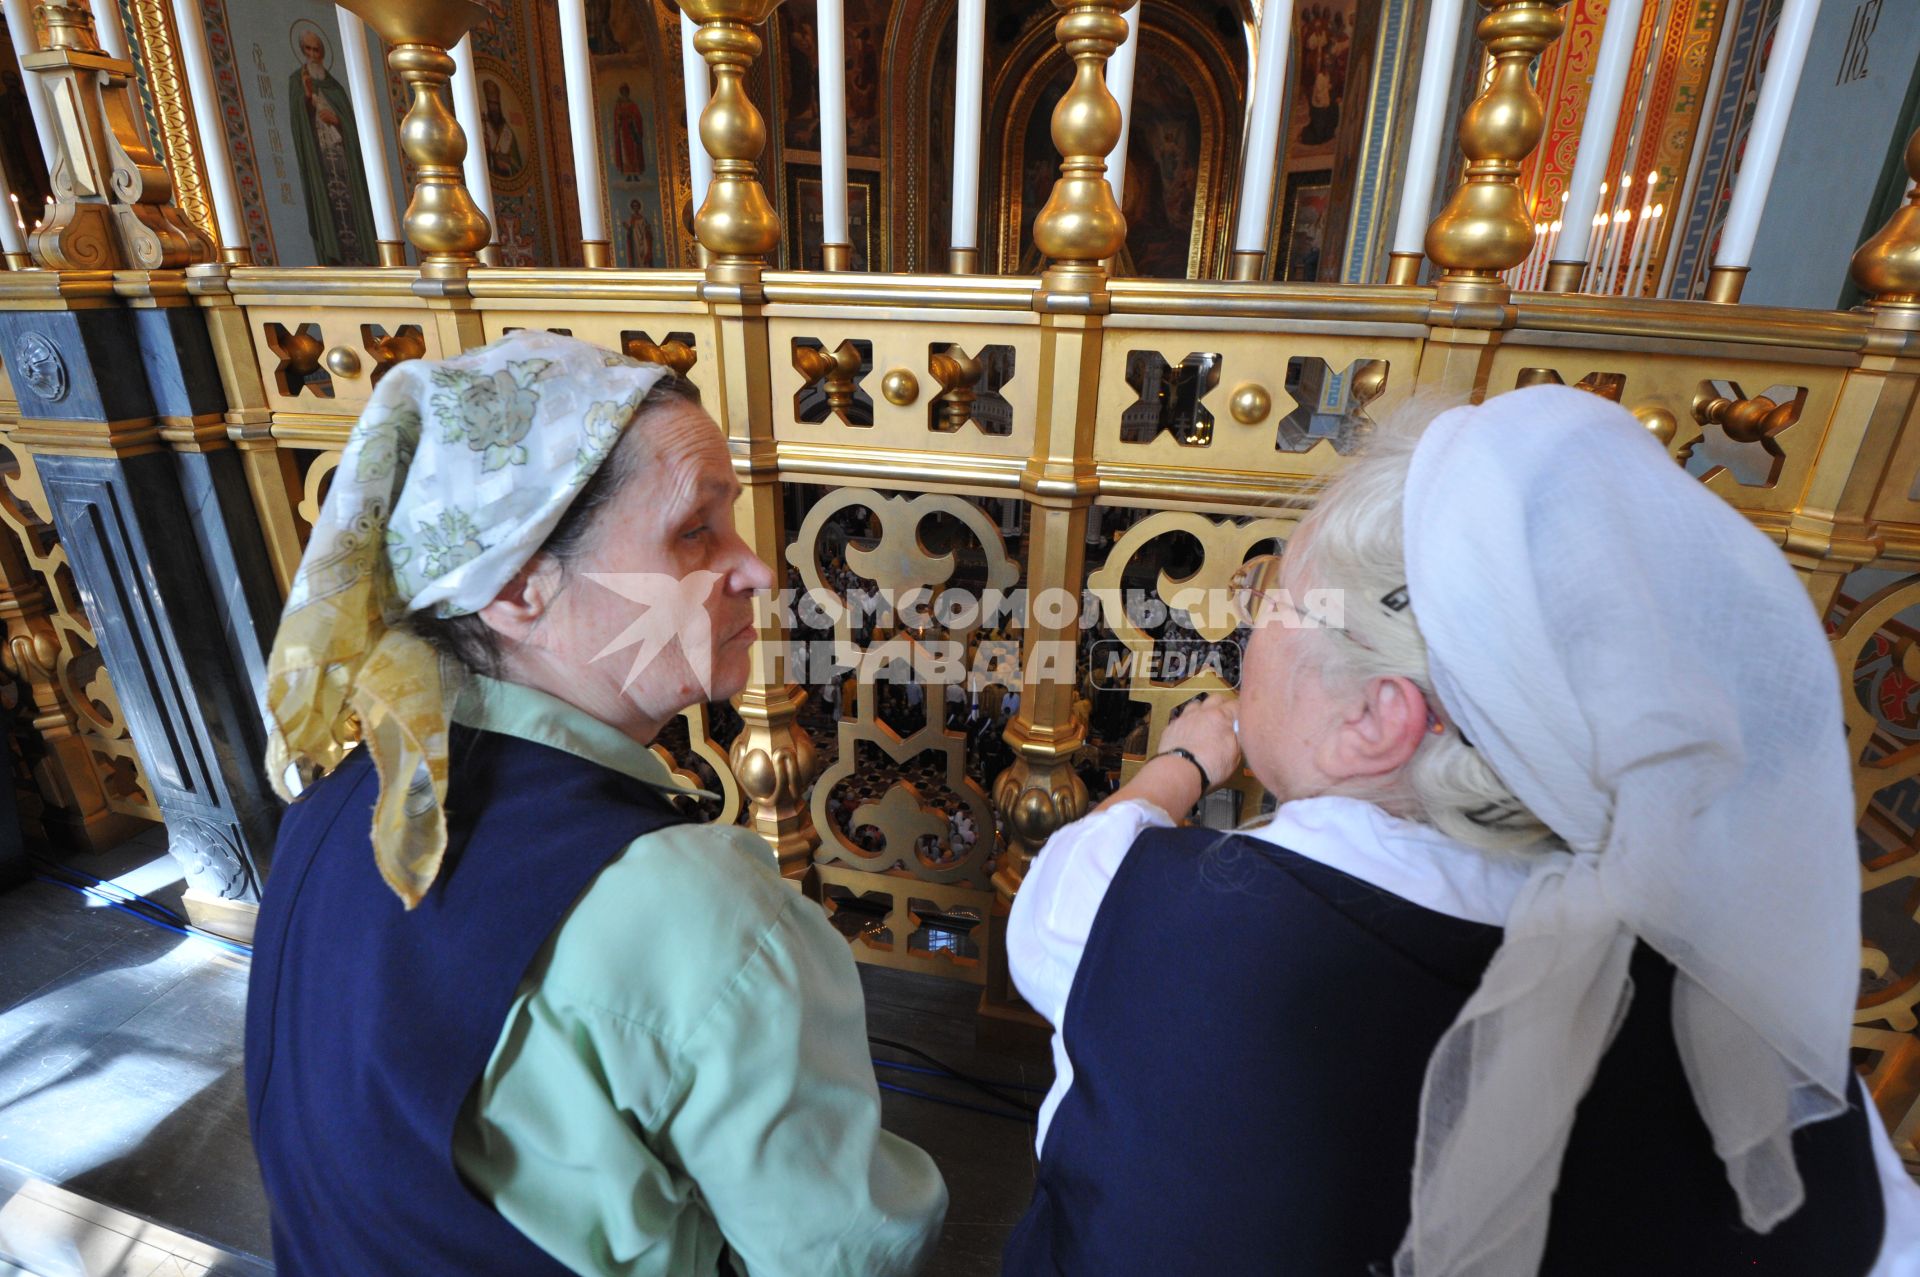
[1851,125,1920,314]
[680,1,784,289]
[336,0,494,278]
[1425,0,1567,294]
[1031,0,1129,292]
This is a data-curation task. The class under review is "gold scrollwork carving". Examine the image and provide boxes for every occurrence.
[787,487,1018,888]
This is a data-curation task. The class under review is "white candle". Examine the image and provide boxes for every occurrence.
[1601,206,1631,293]
[950,0,986,254]
[91,0,129,60]
[1235,0,1296,253]
[1620,204,1650,296]
[0,150,26,258]
[556,0,608,251]
[1105,5,1142,208]
[1630,203,1662,296]
[1714,0,1821,268]
[1390,0,1466,257]
[1584,188,1608,266]
[1551,0,1645,267]
[1662,11,1733,295]
[2,0,58,173]
[818,0,848,247]
[680,13,714,216]
[336,9,401,248]
[449,36,496,237]
[1597,174,1632,289]
[170,0,245,255]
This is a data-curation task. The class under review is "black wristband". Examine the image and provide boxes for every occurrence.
[1156,746,1212,793]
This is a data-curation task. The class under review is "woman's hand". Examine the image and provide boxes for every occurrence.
[1093,691,1243,817]
[1159,692,1242,791]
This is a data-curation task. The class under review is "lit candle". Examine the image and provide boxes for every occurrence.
[0,151,27,259]
[681,13,713,214]
[1602,207,1631,294]
[1714,0,1822,270]
[1620,203,1650,297]
[1105,5,1142,209]
[1583,184,1609,267]
[1389,0,1466,261]
[169,0,246,258]
[336,10,402,253]
[1598,174,1633,290]
[1629,203,1662,297]
[2,0,58,172]
[1551,0,1646,271]
[1234,0,1297,257]
[950,0,986,263]
[818,0,849,252]
[557,0,609,260]
[91,0,129,60]
[449,36,496,247]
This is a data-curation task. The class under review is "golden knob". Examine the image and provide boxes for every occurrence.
[323,345,363,378]
[882,369,919,406]
[1229,383,1272,425]
[1632,404,1677,448]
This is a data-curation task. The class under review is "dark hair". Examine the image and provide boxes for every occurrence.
[403,373,702,680]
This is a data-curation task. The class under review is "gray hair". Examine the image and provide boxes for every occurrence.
[1280,397,1556,857]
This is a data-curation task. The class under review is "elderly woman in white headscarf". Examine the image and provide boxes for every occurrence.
[1001,384,1920,1275]
[244,331,945,1277]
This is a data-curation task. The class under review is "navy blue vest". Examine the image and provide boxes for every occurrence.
[1004,826,1884,1276]
[245,726,691,1276]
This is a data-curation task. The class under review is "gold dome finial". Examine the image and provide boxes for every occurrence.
[1851,126,1920,310]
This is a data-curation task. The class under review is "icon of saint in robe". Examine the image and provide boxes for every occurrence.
[612,84,647,178]
[287,22,377,267]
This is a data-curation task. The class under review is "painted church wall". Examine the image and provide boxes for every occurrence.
[1743,0,1915,309]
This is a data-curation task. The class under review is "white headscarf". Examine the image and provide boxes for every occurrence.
[1396,385,1858,1274]
[263,330,671,906]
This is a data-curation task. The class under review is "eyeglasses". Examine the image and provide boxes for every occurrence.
[1228,553,1466,744]
[1229,554,1343,632]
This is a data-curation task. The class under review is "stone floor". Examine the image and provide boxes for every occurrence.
[0,829,1049,1276]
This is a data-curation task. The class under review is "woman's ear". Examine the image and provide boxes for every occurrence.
[1325,674,1430,782]
[476,554,560,644]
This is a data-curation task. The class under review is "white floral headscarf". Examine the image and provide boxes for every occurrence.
[263,330,670,907]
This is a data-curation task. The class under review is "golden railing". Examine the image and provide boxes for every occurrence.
[4,0,1920,1157]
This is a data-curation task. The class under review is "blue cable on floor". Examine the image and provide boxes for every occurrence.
[31,875,253,960]
[872,1057,1047,1094]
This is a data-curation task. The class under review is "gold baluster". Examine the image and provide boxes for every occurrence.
[1424,0,1567,297]
[1031,0,1129,295]
[1851,125,1920,317]
[681,1,784,290]
[337,1,494,279]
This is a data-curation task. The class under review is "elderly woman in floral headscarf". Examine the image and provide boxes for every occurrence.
[244,331,946,1277]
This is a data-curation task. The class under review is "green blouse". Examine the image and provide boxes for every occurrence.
[447,677,947,1276]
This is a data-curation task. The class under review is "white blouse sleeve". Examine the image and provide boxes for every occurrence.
[1867,1078,1920,1277]
[1006,798,1177,1028]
